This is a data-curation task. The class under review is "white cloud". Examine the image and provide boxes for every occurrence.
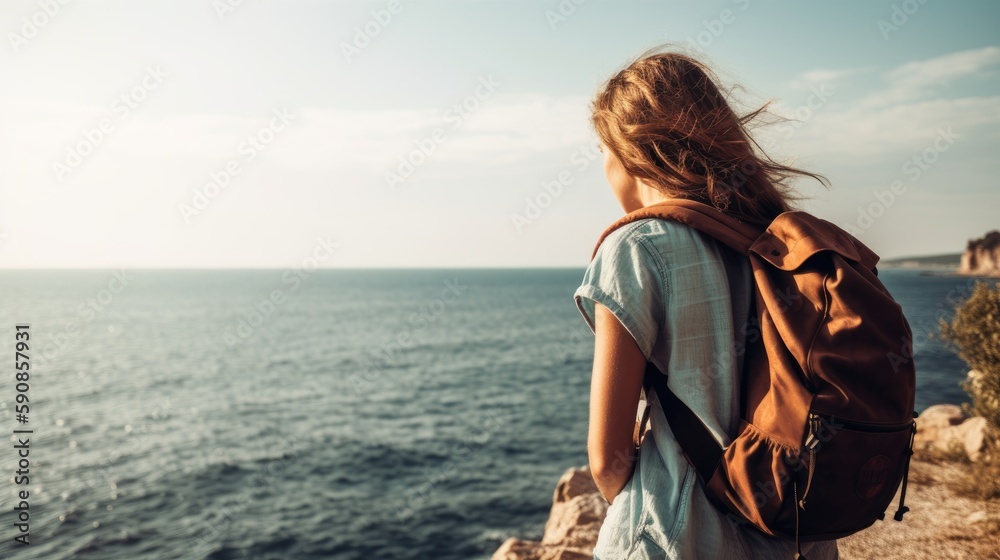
[787,67,871,91]
[760,47,1000,159]
[0,91,598,267]
[768,95,1000,158]
[264,93,594,169]
[862,46,1000,107]
[0,92,594,181]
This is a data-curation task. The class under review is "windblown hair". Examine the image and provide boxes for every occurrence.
[590,46,828,226]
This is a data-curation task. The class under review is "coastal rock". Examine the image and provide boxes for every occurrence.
[916,404,966,431]
[957,417,988,462]
[958,230,1000,277]
[913,404,987,462]
[491,467,607,560]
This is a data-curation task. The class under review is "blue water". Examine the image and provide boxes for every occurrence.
[0,268,992,560]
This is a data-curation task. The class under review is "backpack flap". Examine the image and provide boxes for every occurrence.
[749,212,879,272]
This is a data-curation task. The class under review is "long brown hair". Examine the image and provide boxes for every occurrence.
[590,45,828,226]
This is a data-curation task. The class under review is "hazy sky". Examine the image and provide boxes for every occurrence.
[2,0,998,268]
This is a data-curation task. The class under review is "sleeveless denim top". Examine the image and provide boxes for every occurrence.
[574,218,839,559]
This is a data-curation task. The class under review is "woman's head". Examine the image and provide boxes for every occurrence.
[591,46,827,225]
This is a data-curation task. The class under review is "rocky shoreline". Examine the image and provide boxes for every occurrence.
[879,229,1000,277]
[959,230,1000,277]
[491,405,998,560]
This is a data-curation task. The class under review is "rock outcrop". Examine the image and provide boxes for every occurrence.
[958,230,1000,277]
[913,404,988,462]
[491,467,608,560]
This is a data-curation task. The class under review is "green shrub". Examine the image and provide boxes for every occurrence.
[938,282,1000,500]
[939,281,1000,445]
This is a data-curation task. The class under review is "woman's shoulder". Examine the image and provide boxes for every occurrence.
[599,217,728,265]
[597,217,704,253]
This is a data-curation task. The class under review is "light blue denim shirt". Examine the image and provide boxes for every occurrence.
[574,218,839,559]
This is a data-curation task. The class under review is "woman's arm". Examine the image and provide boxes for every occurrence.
[588,301,647,504]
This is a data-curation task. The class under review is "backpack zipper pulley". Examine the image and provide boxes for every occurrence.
[799,413,822,509]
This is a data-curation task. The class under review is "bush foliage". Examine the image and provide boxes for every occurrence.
[939,281,1000,438]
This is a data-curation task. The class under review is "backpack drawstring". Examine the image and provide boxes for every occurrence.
[794,481,806,559]
[893,420,917,521]
[795,418,821,560]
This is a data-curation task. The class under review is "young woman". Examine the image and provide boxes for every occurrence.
[573,48,840,559]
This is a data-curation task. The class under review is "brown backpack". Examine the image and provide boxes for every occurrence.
[589,199,917,558]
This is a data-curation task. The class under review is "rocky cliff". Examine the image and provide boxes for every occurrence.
[492,405,998,560]
[959,230,1000,277]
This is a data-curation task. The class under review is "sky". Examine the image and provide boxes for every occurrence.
[1,0,998,268]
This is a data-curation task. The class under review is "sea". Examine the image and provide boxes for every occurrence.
[0,267,995,560]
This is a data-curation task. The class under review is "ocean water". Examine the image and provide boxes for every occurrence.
[0,268,993,560]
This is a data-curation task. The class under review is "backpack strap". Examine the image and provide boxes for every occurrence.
[589,198,764,260]
[643,362,723,484]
